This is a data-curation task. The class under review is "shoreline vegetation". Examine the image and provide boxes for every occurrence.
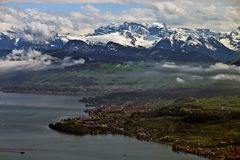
[1,86,239,159]
[49,91,240,160]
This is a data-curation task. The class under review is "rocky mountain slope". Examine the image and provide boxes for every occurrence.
[0,22,239,63]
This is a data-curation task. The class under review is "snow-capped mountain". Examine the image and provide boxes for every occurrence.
[86,22,165,48]
[220,27,240,51]
[0,32,16,50]
[83,22,239,61]
[0,22,239,62]
[0,32,66,51]
[1,22,239,52]
[85,22,240,53]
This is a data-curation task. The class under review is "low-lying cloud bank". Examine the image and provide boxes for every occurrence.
[211,74,240,82]
[161,62,240,73]
[0,49,85,73]
[1,53,240,84]
[0,49,53,72]
[5,49,54,64]
[160,61,240,83]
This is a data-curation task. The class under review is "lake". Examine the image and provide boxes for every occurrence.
[0,92,206,160]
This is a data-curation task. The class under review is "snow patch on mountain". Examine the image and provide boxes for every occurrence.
[85,22,163,48]
[205,43,217,51]
[86,32,134,47]
[220,38,237,51]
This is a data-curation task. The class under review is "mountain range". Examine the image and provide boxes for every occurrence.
[0,22,239,63]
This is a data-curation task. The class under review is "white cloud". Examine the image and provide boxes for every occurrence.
[6,49,54,64]
[211,74,240,82]
[176,77,185,83]
[0,6,91,38]
[162,62,240,73]
[0,49,54,72]
[0,0,239,42]
[158,62,240,83]
[82,5,100,14]
[62,57,85,67]
[209,63,240,73]
[0,49,86,73]
[12,22,57,42]
[148,0,239,31]
[192,75,204,80]
[162,62,204,72]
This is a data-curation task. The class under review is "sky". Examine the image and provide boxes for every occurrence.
[0,0,239,39]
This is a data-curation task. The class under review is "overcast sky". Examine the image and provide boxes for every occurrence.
[0,0,239,38]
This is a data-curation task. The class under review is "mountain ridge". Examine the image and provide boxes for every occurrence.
[0,22,239,63]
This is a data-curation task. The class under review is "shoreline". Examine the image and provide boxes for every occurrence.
[1,88,239,159]
[0,89,93,96]
[2,85,240,98]
[49,96,240,160]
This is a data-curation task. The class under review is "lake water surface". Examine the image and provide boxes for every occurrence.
[0,92,206,160]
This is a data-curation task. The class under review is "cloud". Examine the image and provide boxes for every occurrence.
[154,62,240,83]
[62,57,85,67]
[82,5,100,14]
[0,0,121,3]
[0,6,90,38]
[0,49,54,72]
[0,49,86,73]
[0,0,170,3]
[149,0,239,31]
[191,75,204,80]
[12,22,58,42]
[0,0,239,42]
[6,49,55,64]
[176,77,185,83]
[159,61,240,83]
[209,63,240,73]
[162,62,240,73]
[211,74,240,82]
[1,1,240,26]
[161,62,204,72]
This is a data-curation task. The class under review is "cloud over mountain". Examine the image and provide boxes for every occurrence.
[0,0,239,40]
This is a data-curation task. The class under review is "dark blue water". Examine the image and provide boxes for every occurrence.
[0,92,206,160]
